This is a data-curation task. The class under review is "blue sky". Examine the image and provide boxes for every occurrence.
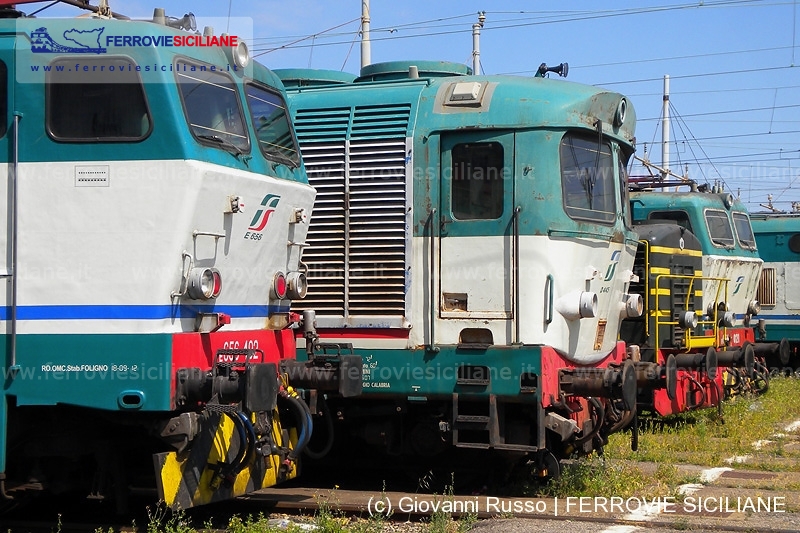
[36,0,800,212]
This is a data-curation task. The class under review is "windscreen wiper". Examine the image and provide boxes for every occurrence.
[197,135,242,157]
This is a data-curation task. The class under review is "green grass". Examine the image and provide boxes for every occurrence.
[523,376,800,501]
[605,377,800,469]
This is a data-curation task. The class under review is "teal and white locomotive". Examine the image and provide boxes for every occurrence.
[281,60,645,475]
[0,2,359,511]
[751,213,800,368]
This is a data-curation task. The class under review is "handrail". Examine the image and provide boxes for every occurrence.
[427,208,439,353]
[652,273,729,351]
[512,206,521,343]
[9,113,20,370]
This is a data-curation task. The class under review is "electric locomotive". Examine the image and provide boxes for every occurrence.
[279,61,644,476]
[0,3,359,512]
[750,213,800,368]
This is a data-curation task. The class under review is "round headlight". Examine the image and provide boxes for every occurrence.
[286,271,308,300]
[232,40,249,68]
[614,97,627,127]
[679,310,698,329]
[188,267,221,300]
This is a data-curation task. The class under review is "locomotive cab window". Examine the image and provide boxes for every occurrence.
[705,209,735,247]
[560,133,615,224]
[732,212,756,249]
[648,210,693,233]
[789,234,800,254]
[618,147,633,228]
[451,141,504,220]
[46,57,151,141]
[175,59,249,153]
[245,82,300,167]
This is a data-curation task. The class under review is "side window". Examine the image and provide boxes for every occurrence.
[560,133,615,224]
[789,234,800,253]
[47,57,150,141]
[648,210,693,233]
[618,147,632,228]
[175,59,249,152]
[451,142,504,220]
[732,212,756,249]
[705,209,735,247]
[245,82,300,167]
[0,61,6,139]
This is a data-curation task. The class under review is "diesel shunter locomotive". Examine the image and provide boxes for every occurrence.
[280,60,652,476]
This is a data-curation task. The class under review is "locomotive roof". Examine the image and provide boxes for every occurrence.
[276,60,636,146]
[630,190,749,214]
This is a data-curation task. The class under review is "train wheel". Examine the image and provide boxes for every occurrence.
[535,450,561,481]
[750,360,769,395]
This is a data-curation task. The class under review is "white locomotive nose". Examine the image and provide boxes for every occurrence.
[556,290,598,320]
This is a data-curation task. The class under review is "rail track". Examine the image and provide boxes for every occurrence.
[243,459,800,532]
[3,417,800,533]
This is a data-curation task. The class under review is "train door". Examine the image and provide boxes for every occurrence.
[438,132,515,332]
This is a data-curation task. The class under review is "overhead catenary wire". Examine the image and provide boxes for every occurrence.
[243,1,798,207]
[250,0,771,54]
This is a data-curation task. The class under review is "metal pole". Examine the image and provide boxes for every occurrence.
[471,12,485,75]
[661,75,670,179]
[360,0,371,69]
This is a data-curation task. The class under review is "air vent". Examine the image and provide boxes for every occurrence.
[757,267,777,307]
[292,104,411,320]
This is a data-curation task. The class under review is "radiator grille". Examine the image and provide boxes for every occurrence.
[292,104,411,318]
[757,267,777,307]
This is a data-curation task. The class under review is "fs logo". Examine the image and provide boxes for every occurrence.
[603,250,622,282]
[732,275,745,295]
[31,27,107,54]
[244,194,281,241]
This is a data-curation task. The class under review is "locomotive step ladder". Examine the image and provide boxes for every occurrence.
[452,393,537,452]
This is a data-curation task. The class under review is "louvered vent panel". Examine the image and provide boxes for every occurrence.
[296,141,347,315]
[292,104,410,319]
[293,108,350,315]
[351,104,412,139]
[294,108,351,142]
[348,138,407,314]
[757,267,777,307]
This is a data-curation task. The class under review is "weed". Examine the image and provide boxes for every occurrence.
[540,457,656,499]
[606,377,800,469]
[145,503,194,533]
[422,474,477,533]
[672,516,691,530]
[313,486,350,533]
